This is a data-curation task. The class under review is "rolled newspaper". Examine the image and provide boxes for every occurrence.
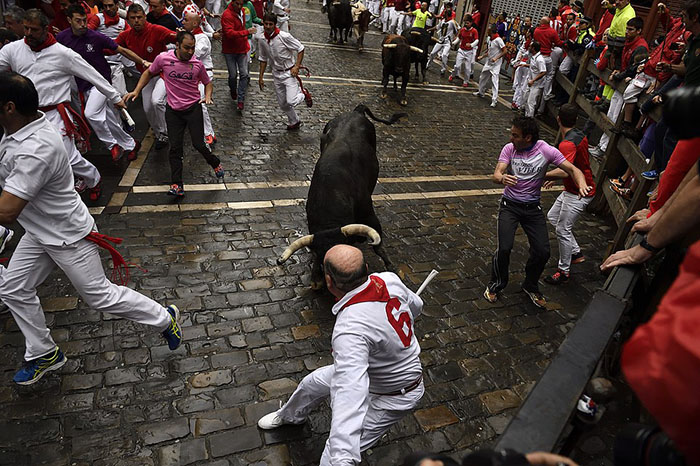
[416,269,439,296]
[120,108,135,128]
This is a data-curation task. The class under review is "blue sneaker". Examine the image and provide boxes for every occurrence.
[0,227,13,254]
[162,305,182,350]
[13,347,67,385]
[641,170,658,180]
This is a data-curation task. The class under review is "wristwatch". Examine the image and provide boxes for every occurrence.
[640,235,662,253]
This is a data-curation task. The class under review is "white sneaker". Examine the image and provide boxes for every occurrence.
[0,228,14,254]
[490,101,497,108]
[257,411,287,430]
[589,146,603,158]
[472,91,483,97]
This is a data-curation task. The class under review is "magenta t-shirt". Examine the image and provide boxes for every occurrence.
[498,140,566,203]
[149,50,211,111]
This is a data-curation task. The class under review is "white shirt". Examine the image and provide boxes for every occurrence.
[0,41,121,107]
[194,32,213,70]
[484,35,505,68]
[0,114,93,246]
[273,0,289,17]
[94,13,131,65]
[256,30,304,73]
[528,51,547,88]
[437,19,459,43]
[328,272,423,466]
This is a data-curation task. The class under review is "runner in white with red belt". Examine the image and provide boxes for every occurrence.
[0,9,127,200]
[0,71,183,386]
[257,244,424,466]
[257,12,312,130]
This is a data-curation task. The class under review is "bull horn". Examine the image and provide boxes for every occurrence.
[410,46,423,53]
[383,43,398,48]
[410,30,421,35]
[431,36,439,42]
[277,234,314,264]
[340,224,381,246]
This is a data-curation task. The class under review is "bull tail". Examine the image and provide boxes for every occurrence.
[354,104,407,125]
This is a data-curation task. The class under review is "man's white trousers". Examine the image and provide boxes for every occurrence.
[547,191,592,272]
[0,233,171,361]
[512,65,529,107]
[142,76,168,140]
[451,48,475,80]
[272,69,304,125]
[44,108,101,188]
[199,70,215,137]
[84,88,136,152]
[276,364,423,466]
[429,42,451,73]
[597,90,624,152]
[478,63,501,104]
[525,85,544,117]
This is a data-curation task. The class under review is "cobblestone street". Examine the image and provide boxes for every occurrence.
[0,4,614,465]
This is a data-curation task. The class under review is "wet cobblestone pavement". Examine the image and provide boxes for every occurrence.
[0,3,614,465]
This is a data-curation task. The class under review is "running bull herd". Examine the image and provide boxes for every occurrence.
[277,105,406,289]
[326,0,437,105]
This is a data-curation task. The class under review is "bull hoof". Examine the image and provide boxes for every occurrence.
[380,93,388,99]
[422,81,429,85]
[311,280,325,290]
[400,99,408,106]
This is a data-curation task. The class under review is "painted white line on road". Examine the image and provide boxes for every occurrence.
[131,174,492,193]
[117,186,563,214]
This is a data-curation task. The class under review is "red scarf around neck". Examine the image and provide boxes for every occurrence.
[25,33,57,52]
[103,12,120,27]
[192,26,204,34]
[264,27,280,42]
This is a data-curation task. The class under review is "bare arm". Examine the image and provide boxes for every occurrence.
[0,191,28,225]
[601,172,700,270]
[258,60,267,89]
[558,160,591,197]
[493,161,517,186]
[124,68,156,102]
[290,49,305,77]
[203,82,213,105]
[116,45,148,69]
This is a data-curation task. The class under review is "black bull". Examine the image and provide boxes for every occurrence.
[403,27,434,84]
[327,0,352,44]
[381,33,428,105]
[276,105,407,289]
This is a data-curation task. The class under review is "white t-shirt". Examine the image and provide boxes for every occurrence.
[256,30,304,73]
[484,35,505,69]
[0,41,121,107]
[0,114,93,246]
[528,52,547,89]
[327,272,424,465]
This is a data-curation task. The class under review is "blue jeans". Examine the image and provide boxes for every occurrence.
[223,53,249,102]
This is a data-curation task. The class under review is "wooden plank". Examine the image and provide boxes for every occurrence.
[555,72,574,96]
[601,179,629,227]
[618,136,653,176]
[574,94,615,133]
[495,291,628,452]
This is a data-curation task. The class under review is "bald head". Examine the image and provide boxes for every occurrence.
[323,245,368,295]
[182,11,201,31]
[540,16,550,26]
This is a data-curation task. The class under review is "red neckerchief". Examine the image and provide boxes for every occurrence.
[103,12,120,27]
[192,26,204,34]
[25,33,57,52]
[264,27,280,42]
[490,33,499,40]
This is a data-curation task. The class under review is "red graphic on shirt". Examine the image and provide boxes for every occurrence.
[385,297,413,347]
[340,275,414,347]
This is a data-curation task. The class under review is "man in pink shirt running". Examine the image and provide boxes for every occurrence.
[125,31,224,197]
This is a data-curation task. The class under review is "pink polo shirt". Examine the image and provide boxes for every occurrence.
[149,50,211,111]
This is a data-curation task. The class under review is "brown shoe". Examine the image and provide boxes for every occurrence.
[523,288,546,308]
[483,287,498,303]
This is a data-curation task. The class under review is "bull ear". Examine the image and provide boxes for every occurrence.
[383,43,398,48]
